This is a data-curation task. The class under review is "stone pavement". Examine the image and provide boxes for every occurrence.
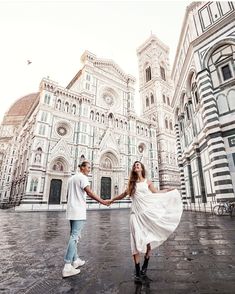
[0,209,235,294]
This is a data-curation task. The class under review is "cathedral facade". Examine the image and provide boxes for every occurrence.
[0,47,178,210]
[172,1,235,210]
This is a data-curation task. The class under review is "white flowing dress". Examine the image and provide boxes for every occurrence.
[130,179,183,255]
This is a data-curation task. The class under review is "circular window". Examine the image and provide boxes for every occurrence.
[57,126,67,136]
[104,94,114,106]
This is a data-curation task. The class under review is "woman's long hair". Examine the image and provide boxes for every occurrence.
[127,161,146,196]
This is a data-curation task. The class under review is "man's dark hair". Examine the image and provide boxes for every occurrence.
[78,161,90,168]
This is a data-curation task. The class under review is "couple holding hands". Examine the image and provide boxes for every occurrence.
[62,160,183,283]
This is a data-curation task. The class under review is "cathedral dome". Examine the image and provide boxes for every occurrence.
[6,92,39,117]
[2,92,40,125]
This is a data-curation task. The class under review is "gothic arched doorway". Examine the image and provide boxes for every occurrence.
[100,177,111,200]
[49,179,62,204]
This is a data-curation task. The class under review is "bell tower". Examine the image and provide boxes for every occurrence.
[137,34,180,189]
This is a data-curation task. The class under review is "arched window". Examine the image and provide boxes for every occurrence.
[208,44,235,87]
[115,119,118,128]
[72,104,76,115]
[165,119,168,129]
[167,97,170,105]
[151,93,154,104]
[90,111,94,120]
[194,90,199,105]
[80,155,85,165]
[169,121,173,130]
[146,97,149,107]
[163,94,166,103]
[185,104,190,120]
[160,66,166,81]
[120,120,123,128]
[179,118,183,132]
[44,94,50,104]
[108,113,114,127]
[190,76,199,107]
[56,99,61,110]
[30,178,38,192]
[41,111,48,122]
[145,66,152,82]
[101,114,105,123]
[96,112,99,122]
[137,126,140,134]
[65,102,69,113]
[44,94,48,104]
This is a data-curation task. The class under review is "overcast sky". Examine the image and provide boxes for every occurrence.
[0,0,191,123]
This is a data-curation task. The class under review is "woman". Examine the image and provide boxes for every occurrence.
[109,161,183,282]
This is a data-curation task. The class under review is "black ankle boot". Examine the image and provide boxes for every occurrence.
[140,256,149,276]
[134,263,142,283]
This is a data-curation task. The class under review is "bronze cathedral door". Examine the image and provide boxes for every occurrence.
[100,177,111,200]
[49,179,62,204]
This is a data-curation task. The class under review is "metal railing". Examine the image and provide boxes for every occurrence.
[184,201,235,217]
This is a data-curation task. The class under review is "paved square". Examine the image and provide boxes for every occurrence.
[0,209,235,293]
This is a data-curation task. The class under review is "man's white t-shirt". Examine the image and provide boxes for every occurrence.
[66,172,90,220]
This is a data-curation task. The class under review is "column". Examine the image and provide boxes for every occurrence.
[195,146,207,203]
[186,156,195,203]
[174,122,187,204]
[196,69,234,202]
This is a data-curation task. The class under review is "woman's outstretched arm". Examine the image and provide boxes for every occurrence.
[109,190,128,204]
[148,180,175,193]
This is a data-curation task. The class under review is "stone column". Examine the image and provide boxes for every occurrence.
[174,122,187,204]
[196,69,234,202]
[194,146,207,203]
[186,156,195,203]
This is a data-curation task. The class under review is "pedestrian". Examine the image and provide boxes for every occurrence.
[108,161,183,282]
[62,161,109,278]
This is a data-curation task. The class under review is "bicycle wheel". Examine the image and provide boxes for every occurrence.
[213,205,221,215]
[217,206,225,216]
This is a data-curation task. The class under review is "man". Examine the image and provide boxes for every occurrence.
[62,161,109,278]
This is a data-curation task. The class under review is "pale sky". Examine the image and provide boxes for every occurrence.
[0,0,191,123]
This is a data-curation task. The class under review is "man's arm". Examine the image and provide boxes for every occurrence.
[84,186,108,205]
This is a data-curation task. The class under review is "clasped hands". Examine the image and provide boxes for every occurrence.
[102,199,113,206]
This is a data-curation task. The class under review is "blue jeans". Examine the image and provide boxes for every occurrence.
[64,220,86,264]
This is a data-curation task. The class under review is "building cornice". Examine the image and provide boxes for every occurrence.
[81,50,135,84]
[191,11,235,48]
[40,77,87,102]
[93,58,136,83]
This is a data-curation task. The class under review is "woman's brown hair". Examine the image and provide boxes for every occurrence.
[127,161,146,196]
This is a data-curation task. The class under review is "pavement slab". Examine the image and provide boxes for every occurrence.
[0,209,235,293]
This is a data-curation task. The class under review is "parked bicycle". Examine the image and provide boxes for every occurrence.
[213,201,235,217]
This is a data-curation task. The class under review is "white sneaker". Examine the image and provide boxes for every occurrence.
[72,258,85,268]
[62,264,81,278]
